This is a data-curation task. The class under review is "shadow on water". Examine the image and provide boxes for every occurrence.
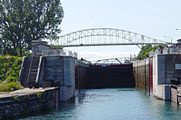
[21,88,181,120]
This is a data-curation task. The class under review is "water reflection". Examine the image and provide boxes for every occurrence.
[21,89,181,120]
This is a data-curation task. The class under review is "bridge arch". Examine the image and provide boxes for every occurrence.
[58,28,170,47]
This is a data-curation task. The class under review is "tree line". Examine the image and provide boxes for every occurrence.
[0,0,64,56]
[137,44,166,60]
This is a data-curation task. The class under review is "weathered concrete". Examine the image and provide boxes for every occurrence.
[38,56,76,102]
[75,61,90,89]
[133,54,181,100]
[170,85,181,104]
[153,54,181,100]
[38,56,75,88]
[133,59,150,92]
[20,56,76,102]
[0,87,59,120]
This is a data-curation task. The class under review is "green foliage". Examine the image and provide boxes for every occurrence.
[0,56,22,82]
[0,55,23,92]
[137,44,154,60]
[51,45,63,49]
[137,44,167,60]
[0,0,64,56]
[0,81,23,92]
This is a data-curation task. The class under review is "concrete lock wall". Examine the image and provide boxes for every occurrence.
[61,56,75,102]
[152,54,168,100]
[133,59,150,92]
[76,62,90,89]
[134,54,181,100]
[63,56,75,87]
[0,88,59,120]
[165,54,181,83]
[133,55,171,100]
[38,56,76,102]
[42,56,64,86]
[10,55,77,119]
[153,54,181,100]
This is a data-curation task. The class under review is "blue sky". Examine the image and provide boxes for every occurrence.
[60,0,181,62]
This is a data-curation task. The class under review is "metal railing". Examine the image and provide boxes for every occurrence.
[42,49,78,58]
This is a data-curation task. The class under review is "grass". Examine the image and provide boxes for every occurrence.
[0,82,23,92]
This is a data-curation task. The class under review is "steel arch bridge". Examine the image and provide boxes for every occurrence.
[58,28,171,47]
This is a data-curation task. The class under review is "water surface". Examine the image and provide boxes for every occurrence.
[21,89,181,120]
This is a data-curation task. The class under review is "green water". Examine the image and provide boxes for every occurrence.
[21,89,181,120]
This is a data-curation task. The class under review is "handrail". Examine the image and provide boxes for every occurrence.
[26,56,34,85]
[35,56,42,84]
[42,49,78,58]
[19,56,26,78]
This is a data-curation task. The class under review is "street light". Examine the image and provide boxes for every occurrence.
[164,35,172,43]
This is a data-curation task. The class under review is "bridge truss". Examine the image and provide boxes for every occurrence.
[58,28,171,47]
[94,58,130,65]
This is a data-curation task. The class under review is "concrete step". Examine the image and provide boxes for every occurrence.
[29,73,37,75]
[29,70,37,74]
[30,66,38,69]
[30,69,38,71]
[28,76,36,81]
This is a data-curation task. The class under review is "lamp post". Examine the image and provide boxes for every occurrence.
[164,35,172,43]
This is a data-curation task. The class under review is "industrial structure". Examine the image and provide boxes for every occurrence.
[20,40,77,102]
[133,39,181,103]
[15,28,181,116]
[19,39,135,101]
[19,28,178,103]
[2,28,181,119]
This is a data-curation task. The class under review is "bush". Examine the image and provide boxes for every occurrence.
[0,55,23,92]
[0,55,22,82]
[0,82,23,92]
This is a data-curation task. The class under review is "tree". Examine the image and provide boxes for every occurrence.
[137,44,154,60]
[137,44,167,60]
[0,0,64,56]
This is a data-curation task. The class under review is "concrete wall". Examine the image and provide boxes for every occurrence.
[165,54,181,83]
[32,45,51,55]
[152,54,181,85]
[153,54,181,100]
[38,56,76,102]
[75,61,90,89]
[171,86,181,103]
[171,86,178,103]
[63,57,75,87]
[0,88,59,120]
[133,59,150,92]
[152,55,168,100]
[133,55,171,100]
[20,55,77,102]
[134,54,181,100]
